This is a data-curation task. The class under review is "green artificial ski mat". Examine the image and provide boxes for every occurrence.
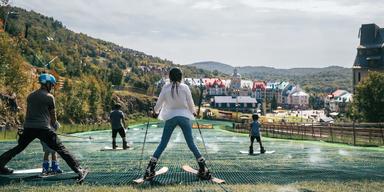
[0,120,383,186]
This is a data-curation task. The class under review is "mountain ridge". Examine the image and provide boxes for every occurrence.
[188,61,352,93]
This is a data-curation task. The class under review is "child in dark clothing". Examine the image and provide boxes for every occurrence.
[249,114,265,155]
[110,103,129,149]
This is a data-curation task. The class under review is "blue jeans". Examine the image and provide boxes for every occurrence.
[153,116,202,159]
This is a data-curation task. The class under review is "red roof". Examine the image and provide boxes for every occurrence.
[204,78,226,88]
[332,90,348,97]
[252,81,266,91]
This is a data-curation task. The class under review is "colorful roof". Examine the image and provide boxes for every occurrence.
[252,81,266,91]
[332,90,349,97]
[204,78,226,88]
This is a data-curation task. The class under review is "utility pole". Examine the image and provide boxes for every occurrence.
[1,0,11,31]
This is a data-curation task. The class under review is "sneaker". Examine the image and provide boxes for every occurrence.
[0,166,13,175]
[51,161,63,174]
[76,168,89,184]
[260,147,266,154]
[42,161,50,174]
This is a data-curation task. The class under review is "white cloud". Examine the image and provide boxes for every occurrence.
[239,0,375,16]
[191,0,227,10]
[12,0,384,68]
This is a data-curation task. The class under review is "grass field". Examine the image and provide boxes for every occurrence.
[0,120,383,192]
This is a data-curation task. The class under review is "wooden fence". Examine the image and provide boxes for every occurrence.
[230,122,384,146]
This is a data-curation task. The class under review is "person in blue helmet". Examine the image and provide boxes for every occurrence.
[143,67,212,180]
[0,73,88,183]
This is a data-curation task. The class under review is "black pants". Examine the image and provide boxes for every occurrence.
[112,128,126,138]
[250,136,261,143]
[0,128,80,173]
[250,135,262,148]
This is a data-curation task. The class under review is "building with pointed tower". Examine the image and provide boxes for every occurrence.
[353,23,384,93]
[230,68,241,96]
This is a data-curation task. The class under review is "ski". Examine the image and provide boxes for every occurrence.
[133,167,168,184]
[38,171,74,178]
[182,165,225,184]
[239,150,275,155]
[13,168,42,174]
[100,146,133,151]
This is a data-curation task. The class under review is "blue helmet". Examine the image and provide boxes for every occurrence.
[39,73,56,85]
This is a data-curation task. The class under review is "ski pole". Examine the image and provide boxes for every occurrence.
[196,79,209,160]
[58,133,93,140]
[139,86,156,169]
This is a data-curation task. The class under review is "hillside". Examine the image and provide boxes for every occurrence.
[0,6,212,127]
[189,61,352,93]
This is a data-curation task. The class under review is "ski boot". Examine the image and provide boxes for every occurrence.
[260,147,266,154]
[112,140,118,149]
[0,166,13,175]
[51,161,63,174]
[42,161,50,174]
[144,158,157,180]
[197,157,212,180]
[122,140,129,150]
[249,146,254,155]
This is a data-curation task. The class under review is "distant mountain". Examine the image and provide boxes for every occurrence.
[190,61,234,74]
[189,61,352,93]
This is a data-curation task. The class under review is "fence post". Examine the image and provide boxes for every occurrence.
[369,129,372,144]
[311,121,314,138]
[381,127,384,145]
[330,125,333,142]
[353,121,356,146]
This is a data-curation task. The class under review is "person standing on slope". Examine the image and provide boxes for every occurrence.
[110,103,129,149]
[249,114,265,155]
[0,73,88,183]
[143,67,211,180]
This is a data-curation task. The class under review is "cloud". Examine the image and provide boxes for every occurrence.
[191,0,227,10]
[13,0,384,68]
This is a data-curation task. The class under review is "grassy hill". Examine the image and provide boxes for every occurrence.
[0,6,212,126]
[189,61,352,93]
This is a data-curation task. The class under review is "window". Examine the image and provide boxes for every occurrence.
[358,72,361,82]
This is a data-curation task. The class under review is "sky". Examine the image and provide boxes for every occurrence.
[12,0,384,68]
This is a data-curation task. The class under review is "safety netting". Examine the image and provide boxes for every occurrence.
[0,120,383,187]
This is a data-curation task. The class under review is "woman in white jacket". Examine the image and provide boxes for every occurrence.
[144,67,211,180]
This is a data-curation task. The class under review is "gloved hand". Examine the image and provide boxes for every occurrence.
[152,112,159,118]
[52,121,61,130]
[193,112,200,118]
[17,127,24,136]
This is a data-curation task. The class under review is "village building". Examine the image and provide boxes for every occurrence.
[353,23,384,93]
[325,89,353,113]
[204,78,227,97]
[212,96,257,112]
[252,81,266,102]
[277,81,291,105]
